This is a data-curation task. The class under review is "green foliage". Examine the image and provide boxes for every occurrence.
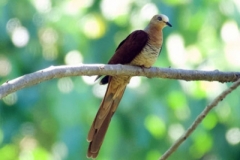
[1,0,240,159]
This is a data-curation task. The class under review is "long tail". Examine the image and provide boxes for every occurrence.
[87,77,128,158]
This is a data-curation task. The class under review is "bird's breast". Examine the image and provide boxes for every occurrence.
[130,43,161,68]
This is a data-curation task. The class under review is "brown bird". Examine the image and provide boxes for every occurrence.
[87,14,172,158]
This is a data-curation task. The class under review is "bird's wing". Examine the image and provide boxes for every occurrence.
[109,30,149,64]
[97,30,149,84]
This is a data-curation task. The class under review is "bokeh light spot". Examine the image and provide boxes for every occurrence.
[186,45,202,66]
[215,104,231,122]
[199,81,226,99]
[167,91,191,120]
[202,113,217,130]
[233,0,240,10]
[219,1,235,17]
[168,123,185,141]
[166,34,187,68]
[57,78,74,93]
[0,144,18,159]
[221,21,239,43]
[100,0,132,20]
[82,76,96,85]
[3,93,18,106]
[140,3,158,21]
[65,0,93,15]
[226,128,240,145]
[40,28,59,60]
[6,18,20,33]
[0,56,12,76]
[190,132,212,158]
[221,21,240,67]
[146,150,161,160]
[174,106,190,121]
[128,77,141,88]
[42,46,58,60]
[32,0,52,13]
[144,115,166,139]
[40,28,58,45]
[92,84,107,98]
[20,136,37,151]
[65,50,83,65]
[83,15,106,39]
[52,142,68,159]
[167,91,187,109]
[224,44,240,68]
[221,21,240,68]
[11,26,29,47]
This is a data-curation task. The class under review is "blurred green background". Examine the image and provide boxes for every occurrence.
[1,0,240,160]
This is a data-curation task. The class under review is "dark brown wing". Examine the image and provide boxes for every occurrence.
[97,30,149,84]
[108,30,149,64]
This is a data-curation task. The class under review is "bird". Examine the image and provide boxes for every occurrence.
[87,14,172,158]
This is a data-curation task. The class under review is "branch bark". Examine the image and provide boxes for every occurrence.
[0,64,240,99]
[160,78,240,160]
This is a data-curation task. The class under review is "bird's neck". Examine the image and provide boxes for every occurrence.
[144,25,163,47]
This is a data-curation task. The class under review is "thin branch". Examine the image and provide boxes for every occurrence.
[0,64,240,99]
[160,78,240,160]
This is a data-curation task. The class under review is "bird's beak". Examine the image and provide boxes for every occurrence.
[166,22,172,27]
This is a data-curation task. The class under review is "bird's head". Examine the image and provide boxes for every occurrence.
[150,14,172,29]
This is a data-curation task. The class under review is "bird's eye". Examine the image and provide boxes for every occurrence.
[158,16,162,21]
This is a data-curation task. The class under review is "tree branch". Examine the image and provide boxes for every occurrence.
[0,64,240,99]
[159,78,240,160]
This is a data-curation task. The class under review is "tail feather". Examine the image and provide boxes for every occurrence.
[87,78,127,158]
[88,108,113,157]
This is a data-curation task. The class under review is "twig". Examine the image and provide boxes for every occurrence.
[159,78,240,160]
[0,64,240,99]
